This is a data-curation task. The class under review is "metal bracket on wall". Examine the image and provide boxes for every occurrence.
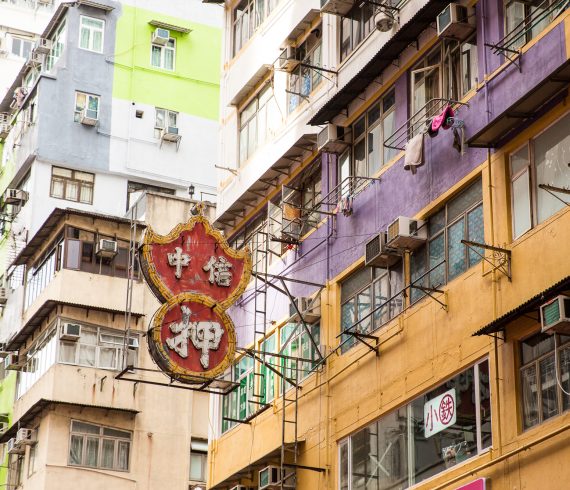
[538,183,570,207]
[345,331,379,356]
[461,240,512,281]
[410,285,448,311]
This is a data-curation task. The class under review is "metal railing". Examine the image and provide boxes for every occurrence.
[384,98,469,151]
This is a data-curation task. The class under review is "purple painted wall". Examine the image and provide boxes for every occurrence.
[230,6,569,347]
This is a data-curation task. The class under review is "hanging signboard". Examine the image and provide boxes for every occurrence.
[424,388,457,438]
[140,208,251,382]
[456,478,486,490]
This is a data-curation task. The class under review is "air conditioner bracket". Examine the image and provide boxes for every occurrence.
[410,285,448,311]
[346,331,379,356]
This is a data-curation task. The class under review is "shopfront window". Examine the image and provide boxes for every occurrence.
[339,360,491,489]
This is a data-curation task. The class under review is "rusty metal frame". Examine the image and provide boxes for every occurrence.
[461,240,512,281]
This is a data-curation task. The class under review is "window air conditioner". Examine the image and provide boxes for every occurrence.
[278,46,299,72]
[189,485,206,490]
[320,0,356,16]
[541,295,570,335]
[80,109,98,126]
[35,38,52,54]
[317,124,347,154]
[7,438,23,454]
[16,428,35,445]
[364,232,400,268]
[162,126,180,142]
[152,28,170,46]
[60,322,81,341]
[386,217,427,250]
[4,353,22,371]
[128,337,139,349]
[436,4,474,40]
[96,239,118,258]
[27,51,43,66]
[0,113,9,124]
[0,123,10,140]
[258,465,295,490]
[0,287,7,306]
[289,296,321,323]
[3,188,28,205]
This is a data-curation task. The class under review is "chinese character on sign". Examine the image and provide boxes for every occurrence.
[167,246,191,279]
[165,304,225,369]
[203,256,233,287]
[424,388,456,438]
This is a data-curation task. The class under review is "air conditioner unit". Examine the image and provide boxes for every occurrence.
[0,287,7,305]
[258,465,295,490]
[320,0,356,16]
[278,46,299,72]
[0,123,10,140]
[3,188,28,205]
[289,296,321,324]
[162,126,180,142]
[7,438,23,454]
[541,295,570,335]
[364,232,400,268]
[27,51,43,66]
[35,38,52,54]
[0,113,9,124]
[0,422,8,434]
[436,4,475,40]
[127,337,139,349]
[152,28,170,46]
[16,428,35,445]
[4,353,22,371]
[189,485,206,490]
[60,322,81,341]
[96,239,118,258]
[80,109,98,126]
[386,217,427,250]
[317,124,348,154]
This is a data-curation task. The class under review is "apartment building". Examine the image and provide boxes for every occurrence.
[0,0,222,488]
[209,0,570,489]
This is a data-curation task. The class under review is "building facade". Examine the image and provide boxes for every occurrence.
[209,0,570,489]
[0,0,222,488]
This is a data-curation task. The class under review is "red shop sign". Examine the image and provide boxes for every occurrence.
[456,478,486,490]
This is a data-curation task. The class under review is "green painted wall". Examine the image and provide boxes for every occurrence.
[112,5,221,121]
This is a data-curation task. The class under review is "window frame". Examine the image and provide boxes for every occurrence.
[189,438,208,482]
[68,420,132,472]
[50,165,95,204]
[74,92,100,123]
[78,15,105,53]
[232,0,281,57]
[10,35,33,59]
[287,32,323,113]
[46,20,66,72]
[150,37,176,71]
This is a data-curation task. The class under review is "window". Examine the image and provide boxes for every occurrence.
[16,328,57,398]
[340,2,375,61]
[340,265,403,353]
[232,0,281,56]
[154,108,178,137]
[69,421,131,471]
[74,92,99,123]
[353,89,397,178]
[79,16,104,53]
[410,178,484,302]
[28,443,36,477]
[288,33,322,113]
[222,356,254,433]
[151,37,175,70]
[24,235,63,309]
[189,438,208,482]
[510,112,570,239]
[239,84,279,164]
[10,36,33,59]
[280,321,320,390]
[504,0,559,51]
[46,20,66,72]
[339,360,491,489]
[410,37,478,118]
[520,332,570,430]
[50,166,95,204]
[7,454,24,489]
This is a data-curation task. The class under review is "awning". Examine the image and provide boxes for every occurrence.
[148,20,192,34]
[13,207,144,267]
[0,399,139,443]
[468,60,570,148]
[6,299,145,352]
[230,65,272,106]
[209,441,302,489]
[281,9,320,46]
[77,0,115,11]
[473,276,570,336]
[309,0,450,125]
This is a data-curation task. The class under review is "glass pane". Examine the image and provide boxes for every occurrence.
[521,333,554,365]
[164,48,174,70]
[93,31,102,52]
[117,441,129,470]
[560,346,570,411]
[478,360,492,449]
[339,441,349,490]
[535,113,570,224]
[101,439,115,469]
[448,179,482,222]
[429,234,445,287]
[85,437,99,467]
[80,27,90,49]
[99,347,117,369]
[190,453,205,481]
[66,181,78,201]
[382,110,396,164]
[357,287,372,334]
[59,342,76,363]
[78,345,96,366]
[341,268,371,302]
[72,421,100,434]
[429,208,446,235]
[368,125,381,176]
[447,219,465,280]
[354,139,366,177]
[151,46,161,67]
[467,204,484,266]
[69,435,83,465]
[103,428,131,439]
[512,170,531,239]
[341,300,355,351]
[540,355,559,421]
[506,2,526,50]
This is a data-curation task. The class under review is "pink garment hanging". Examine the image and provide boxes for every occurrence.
[431,105,455,132]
